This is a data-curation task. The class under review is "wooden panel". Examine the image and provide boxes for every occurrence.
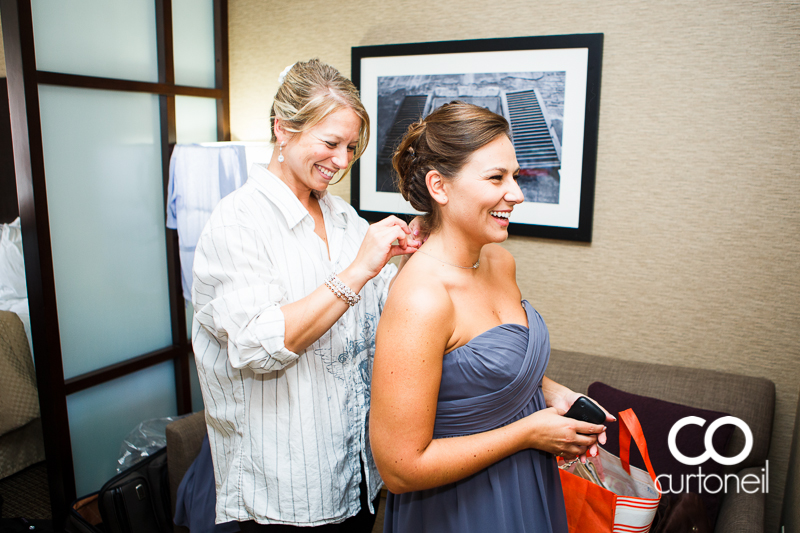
[0,80,18,223]
[0,0,74,526]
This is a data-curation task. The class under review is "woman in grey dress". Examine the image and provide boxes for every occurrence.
[369,102,613,532]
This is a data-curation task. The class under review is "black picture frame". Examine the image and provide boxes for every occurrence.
[351,33,603,242]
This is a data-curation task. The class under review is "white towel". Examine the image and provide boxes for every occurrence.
[167,144,248,301]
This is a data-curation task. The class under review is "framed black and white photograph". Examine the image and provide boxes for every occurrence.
[351,33,603,242]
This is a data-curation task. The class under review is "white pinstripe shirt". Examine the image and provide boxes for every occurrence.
[192,164,394,526]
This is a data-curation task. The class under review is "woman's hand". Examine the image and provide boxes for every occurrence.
[345,216,421,286]
[391,216,429,284]
[408,216,429,244]
[524,407,605,460]
[549,392,615,462]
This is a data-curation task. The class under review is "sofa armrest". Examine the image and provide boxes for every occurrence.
[165,410,207,516]
[714,467,765,533]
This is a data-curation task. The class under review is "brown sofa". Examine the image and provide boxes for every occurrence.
[165,349,775,532]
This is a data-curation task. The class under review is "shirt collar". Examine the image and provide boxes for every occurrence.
[250,164,348,230]
[317,187,348,229]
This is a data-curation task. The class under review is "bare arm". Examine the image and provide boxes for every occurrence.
[282,216,419,353]
[369,281,605,494]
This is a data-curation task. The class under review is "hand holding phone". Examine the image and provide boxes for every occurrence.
[563,396,606,425]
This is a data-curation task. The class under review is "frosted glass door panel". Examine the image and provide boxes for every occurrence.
[38,86,172,379]
[67,362,177,495]
[31,0,158,82]
[175,96,218,143]
[172,0,216,88]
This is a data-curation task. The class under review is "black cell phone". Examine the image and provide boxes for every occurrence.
[563,397,606,425]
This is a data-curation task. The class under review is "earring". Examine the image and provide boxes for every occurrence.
[278,143,285,163]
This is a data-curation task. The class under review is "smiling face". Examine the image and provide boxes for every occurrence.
[441,134,524,244]
[277,106,362,194]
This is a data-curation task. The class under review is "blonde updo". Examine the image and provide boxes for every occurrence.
[392,101,511,232]
[270,59,370,179]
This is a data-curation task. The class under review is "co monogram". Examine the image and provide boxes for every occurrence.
[667,416,753,466]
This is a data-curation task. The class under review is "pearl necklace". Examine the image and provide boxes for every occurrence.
[416,249,480,269]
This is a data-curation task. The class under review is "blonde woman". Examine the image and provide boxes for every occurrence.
[192,59,420,532]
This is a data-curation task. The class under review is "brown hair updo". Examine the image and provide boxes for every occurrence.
[392,101,511,232]
[271,59,370,181]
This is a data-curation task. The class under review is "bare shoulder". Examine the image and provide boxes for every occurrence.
[481,244,523,306]
[483,244,516,274]
[379,257,455,345]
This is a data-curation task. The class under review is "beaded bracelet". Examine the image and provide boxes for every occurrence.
[324,273,361,307]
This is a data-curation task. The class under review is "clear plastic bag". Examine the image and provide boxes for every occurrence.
[116,415,189,473]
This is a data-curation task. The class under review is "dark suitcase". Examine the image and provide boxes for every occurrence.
[99,446,171,533]
[67,446,171,533]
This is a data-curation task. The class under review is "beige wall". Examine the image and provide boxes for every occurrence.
[229,0,799,527]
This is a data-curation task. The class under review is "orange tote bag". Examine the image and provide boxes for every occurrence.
[559,408,662,533]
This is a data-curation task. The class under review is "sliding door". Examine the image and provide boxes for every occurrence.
[0,0,228,524]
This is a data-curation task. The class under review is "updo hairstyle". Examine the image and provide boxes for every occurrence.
[270,59,370,179]
[392,101,511,232]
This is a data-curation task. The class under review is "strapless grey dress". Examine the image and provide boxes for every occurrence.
[382,301,568,533]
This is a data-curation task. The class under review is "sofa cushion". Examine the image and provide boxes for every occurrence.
[588,382,734,528]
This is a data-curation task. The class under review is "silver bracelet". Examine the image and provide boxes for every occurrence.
[324,273,361,307]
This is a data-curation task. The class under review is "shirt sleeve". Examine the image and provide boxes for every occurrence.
[192,223,299,372]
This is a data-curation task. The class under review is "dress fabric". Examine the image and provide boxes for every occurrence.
[383,300,568,533]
